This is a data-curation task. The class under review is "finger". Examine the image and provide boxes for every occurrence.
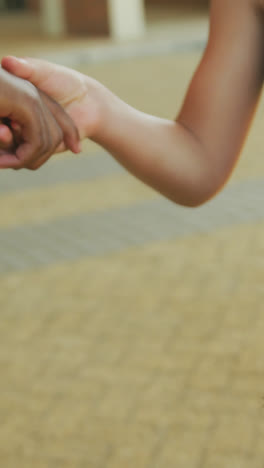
[6,90,64,169]
[0,124,22,169]
[0,119,23,149]
[0,124,14,149]
[1,56,70,101]
[26,122,75,170]
[25,152,54,171]
[0,153,21,169]
[11,109,50,169]
[24,114,61,170]
[10,120,22,133]
[40,91,81,154]
[2,56,49,87]
[24,93,74,170]
[17,111,54,169]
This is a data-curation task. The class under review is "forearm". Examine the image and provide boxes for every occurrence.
[91,86,217,207]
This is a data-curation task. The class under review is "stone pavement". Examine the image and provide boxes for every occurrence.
[1,36,264,468]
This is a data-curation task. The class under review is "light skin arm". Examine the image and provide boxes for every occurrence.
[2,0,264,204]
[93,0,264,206]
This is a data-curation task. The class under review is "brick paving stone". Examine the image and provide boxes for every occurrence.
[202,452,254,468]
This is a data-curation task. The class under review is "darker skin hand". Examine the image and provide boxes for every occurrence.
[0,67,80,170]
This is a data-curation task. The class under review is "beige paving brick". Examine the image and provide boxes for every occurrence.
[155,426,209,468]
[105,422,160,468]
[169,409,214,431]
[132,374,187,424]
[231,372,264,398]
[237,347,264,374]
[97,375,149,420]
[208,415,255,454]
[121,341,186,373]
[0,456,74,468]
[203,452,254,468]
[254,419,264,456]
[189,354,233,392]
[250,458,264,468]
[184,389,260,416]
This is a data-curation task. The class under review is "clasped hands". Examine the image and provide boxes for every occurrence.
[0,56,101,170]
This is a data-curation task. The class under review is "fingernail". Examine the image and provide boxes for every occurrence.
[74,141,82,154]
[15,57,28,65]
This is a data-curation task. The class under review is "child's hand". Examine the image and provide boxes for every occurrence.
[1,56,102,152]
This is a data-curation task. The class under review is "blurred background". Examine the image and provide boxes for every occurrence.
[1,1,264,468]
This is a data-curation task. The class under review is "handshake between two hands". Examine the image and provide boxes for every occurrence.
[0,56,101,171]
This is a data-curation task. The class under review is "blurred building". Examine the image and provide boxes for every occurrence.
[0,0,208,39]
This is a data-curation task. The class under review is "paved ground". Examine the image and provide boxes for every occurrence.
[1,9,264,468]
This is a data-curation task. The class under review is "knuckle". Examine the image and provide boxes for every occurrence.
[28,165,38,171]
[50,128,63,150]
[25,160,36,170]
[14,161,24,170]
[33,137,46,156]
[27,158,43,171]
[42,140,50,154]
[55,132,63,148]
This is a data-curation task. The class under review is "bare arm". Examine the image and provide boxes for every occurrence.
[3,0,263,203]
[92,0,264,205]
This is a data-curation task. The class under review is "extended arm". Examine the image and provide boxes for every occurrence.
[3,0,264,202]
[92,0,264,205]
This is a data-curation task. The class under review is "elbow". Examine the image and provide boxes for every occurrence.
[173,192,216,209]
[182,183,220,208]
[181,192,218,208]
[169,162,229,208]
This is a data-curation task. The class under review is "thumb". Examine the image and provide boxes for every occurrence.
[1,56,54,89]
[1,56,76,106]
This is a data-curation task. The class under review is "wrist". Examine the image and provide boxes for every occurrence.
[82,76,112,142]
[87,79,129,150]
